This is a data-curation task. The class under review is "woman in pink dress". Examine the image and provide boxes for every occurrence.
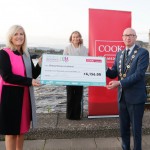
[0,25,41,150]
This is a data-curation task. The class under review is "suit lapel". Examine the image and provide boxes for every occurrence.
[126,45,139,64]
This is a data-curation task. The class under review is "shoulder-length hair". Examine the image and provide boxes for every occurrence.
[69,31,83,45]
[6,25,29,56]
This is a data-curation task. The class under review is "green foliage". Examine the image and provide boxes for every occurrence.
[47,106,51,113]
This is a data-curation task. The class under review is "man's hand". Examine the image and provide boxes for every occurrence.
[106,81,120,89]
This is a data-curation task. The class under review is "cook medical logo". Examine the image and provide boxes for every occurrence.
[95,40,125,64]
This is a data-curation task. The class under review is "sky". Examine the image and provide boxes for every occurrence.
[0,0,150,49]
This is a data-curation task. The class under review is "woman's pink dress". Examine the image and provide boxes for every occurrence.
[20,86,31,134]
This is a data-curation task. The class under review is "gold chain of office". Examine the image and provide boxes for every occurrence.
[119,48,139,80]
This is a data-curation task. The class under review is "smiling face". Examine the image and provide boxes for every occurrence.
[122,28,137,48]
[71,33,81,46]
[11,28,25,51]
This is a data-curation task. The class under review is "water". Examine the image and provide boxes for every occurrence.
[34,85,88,113]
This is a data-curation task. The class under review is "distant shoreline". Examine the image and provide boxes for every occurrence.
[29,48,63,58]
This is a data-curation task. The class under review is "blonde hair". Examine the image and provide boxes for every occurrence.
[69,31,83,45]
[6,25,29,56]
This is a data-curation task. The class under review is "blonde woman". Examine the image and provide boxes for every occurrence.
[63,31,88,120]
[0,25,41,150]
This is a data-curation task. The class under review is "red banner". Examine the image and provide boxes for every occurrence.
[88,9,131,116]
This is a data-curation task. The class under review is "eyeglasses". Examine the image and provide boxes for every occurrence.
[123,34,136,38]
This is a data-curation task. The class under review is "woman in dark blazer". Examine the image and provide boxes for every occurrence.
[0,25,41,150]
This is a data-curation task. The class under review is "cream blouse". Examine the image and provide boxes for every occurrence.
[63,43,88,56]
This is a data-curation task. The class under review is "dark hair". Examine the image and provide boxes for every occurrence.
[69,31,83,45]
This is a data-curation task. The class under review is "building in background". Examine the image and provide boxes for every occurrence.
[136,30,150,52]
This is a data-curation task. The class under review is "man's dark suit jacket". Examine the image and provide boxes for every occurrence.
[106,45,149,104]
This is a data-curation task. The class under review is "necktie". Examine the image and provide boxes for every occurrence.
[127,49,130,56]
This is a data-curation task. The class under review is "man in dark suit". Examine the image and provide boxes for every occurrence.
[106,28,149,150]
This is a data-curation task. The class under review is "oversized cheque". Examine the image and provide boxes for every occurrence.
[40,54,106,86]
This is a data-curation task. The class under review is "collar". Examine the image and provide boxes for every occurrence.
[71,43,81,49]
[126,44,135,55]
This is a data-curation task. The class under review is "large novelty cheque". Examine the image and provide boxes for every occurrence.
[40,54,106,86]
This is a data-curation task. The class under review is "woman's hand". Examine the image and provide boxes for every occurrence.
[38,56,42,67]
[32,79,40,86]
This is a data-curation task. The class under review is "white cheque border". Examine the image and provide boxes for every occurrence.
[40,54,106,86]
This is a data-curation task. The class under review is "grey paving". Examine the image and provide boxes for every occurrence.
[95,137,121,149]
[1,136,150,150]
[1,111,150,140]
[24,140,45,150]
[1,111,150,149]
[23,135,150,150]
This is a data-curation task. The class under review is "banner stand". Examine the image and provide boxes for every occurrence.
[88,9,131,117]
[88,115,119,119]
